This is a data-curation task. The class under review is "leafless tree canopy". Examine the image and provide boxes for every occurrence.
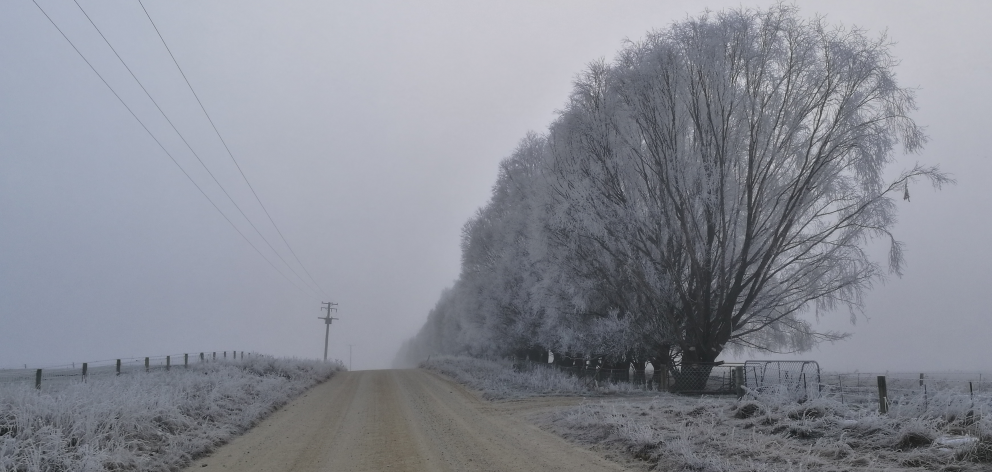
[396,4,949,368]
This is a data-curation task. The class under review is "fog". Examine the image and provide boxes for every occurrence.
[1,0,989,372]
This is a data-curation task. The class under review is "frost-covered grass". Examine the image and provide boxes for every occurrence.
[425,356,992,470]
[0,356,344,472]
[545,387,992,471]
[420,355,643,400]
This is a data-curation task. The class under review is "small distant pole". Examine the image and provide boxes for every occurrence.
[877,375,888,414]
[116,359,121,376]
[35,369,42,390]
[319,302,339,362]
[839,376,845,405]
[349,344,353,370]
[144,357,150,373]
[82,362,88,382]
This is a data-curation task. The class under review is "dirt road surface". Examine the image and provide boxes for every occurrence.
[186,369,629,472]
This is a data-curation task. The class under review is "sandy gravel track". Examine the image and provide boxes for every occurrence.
[186,369,629,472]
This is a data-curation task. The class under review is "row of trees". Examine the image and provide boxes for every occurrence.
[396,5,946,375]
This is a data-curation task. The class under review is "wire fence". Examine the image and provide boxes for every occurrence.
[0,351,252,391]
[521,356,992,415]
[818,371,992,416]
[530,358,746,395]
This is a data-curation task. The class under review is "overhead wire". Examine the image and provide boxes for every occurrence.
[71,0,322,298]
[137,0,329,299]
[68,0,324,298]
[30,0,312,297]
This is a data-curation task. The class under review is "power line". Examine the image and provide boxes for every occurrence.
[69,0,323,298]
[137,0,329,298]
[30,0,311,296]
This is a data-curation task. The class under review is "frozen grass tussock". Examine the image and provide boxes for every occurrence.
[0,356,344,472]
[547,387,992,472]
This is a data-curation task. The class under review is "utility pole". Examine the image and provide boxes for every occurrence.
[348,344,353,371]
[319,302,338,362]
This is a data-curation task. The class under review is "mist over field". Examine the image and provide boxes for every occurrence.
[2,1,991,374]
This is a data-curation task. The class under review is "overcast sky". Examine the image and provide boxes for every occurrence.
[1,0,988,372]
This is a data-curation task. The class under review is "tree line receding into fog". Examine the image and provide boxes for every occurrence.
[396,5,948,382]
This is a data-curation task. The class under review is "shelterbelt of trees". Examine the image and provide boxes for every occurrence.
[396,5,948,378]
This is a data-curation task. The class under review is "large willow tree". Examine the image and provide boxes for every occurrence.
[549,4,948,367]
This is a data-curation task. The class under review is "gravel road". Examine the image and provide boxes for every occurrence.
[186,369,630,472]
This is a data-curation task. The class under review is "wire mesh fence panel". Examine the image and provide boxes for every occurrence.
[668,363,743,395]
[743,360,820,401]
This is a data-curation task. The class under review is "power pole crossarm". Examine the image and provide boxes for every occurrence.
[318,302,339,362]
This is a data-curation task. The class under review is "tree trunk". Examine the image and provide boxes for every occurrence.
[632,360,646,388]
[651,344,672,391]
[671,343,723,392]
[671,363,716,392]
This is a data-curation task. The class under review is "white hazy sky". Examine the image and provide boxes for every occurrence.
[1,1,988,372]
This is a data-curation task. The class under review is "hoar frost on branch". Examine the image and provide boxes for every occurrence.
[394,4,950,373]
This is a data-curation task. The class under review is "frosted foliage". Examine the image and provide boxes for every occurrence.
[394,4,949,367]
[0,357,343,472]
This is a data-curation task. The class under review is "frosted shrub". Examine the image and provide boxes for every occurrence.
[0,356,343,472]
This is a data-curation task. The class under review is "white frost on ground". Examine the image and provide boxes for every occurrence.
[426,356,992,471]
[420,355,640,400]
[0,356,344,472]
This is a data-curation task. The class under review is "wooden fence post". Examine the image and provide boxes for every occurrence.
[920,373,927,409]
[213,352,216,361]
[200,352,204,362]
[166,356,171,371]
[734,366,745,399]
[877,375,888,414]
[82,362,88,382]
[184,353,189,368]
[839,376,845,405]
[144,357,150,373]
[116,359,121,376]
[35,369,42,390]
